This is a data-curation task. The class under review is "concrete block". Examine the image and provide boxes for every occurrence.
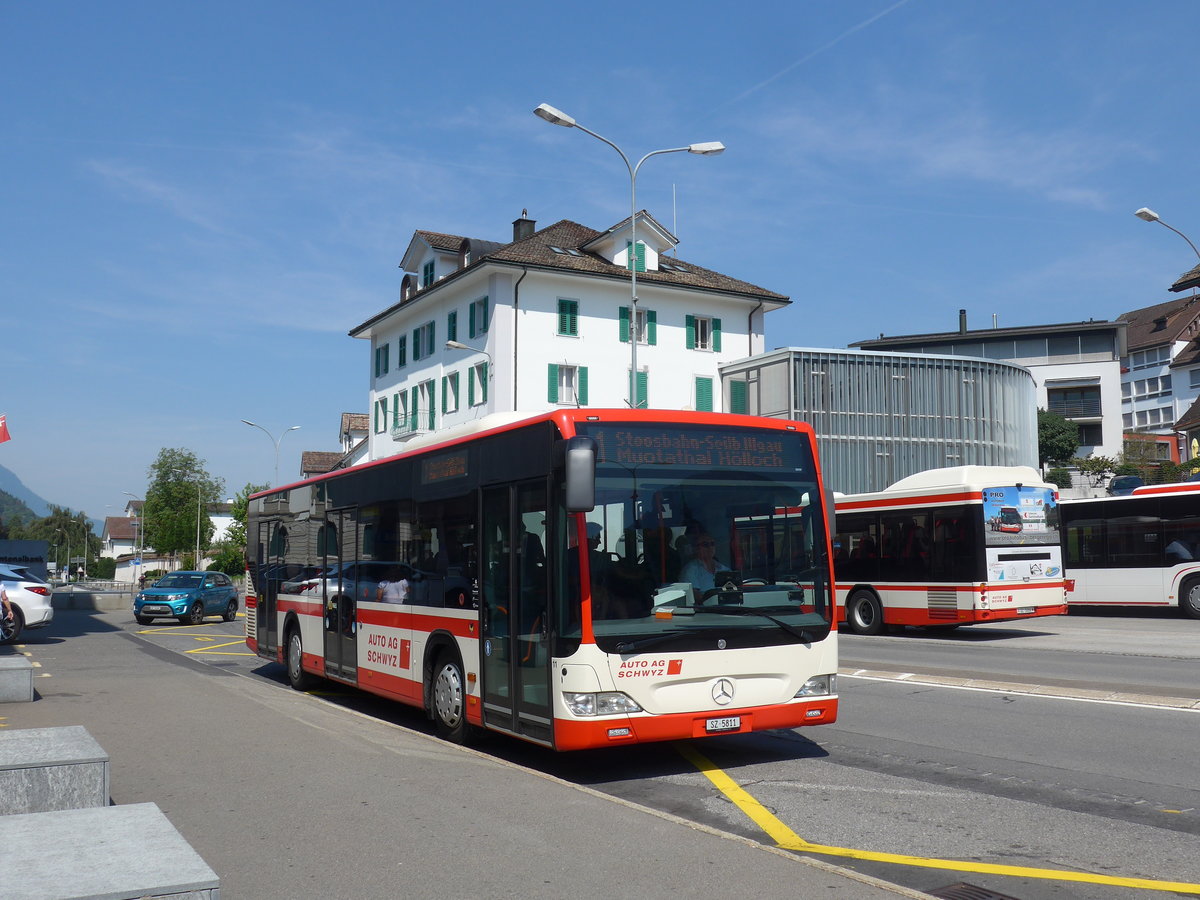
[0,725,109,814]
[51,588,130,612]
[0,653,34,702]
[0,802,220,899]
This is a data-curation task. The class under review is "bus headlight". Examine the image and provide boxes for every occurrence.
[563,692,643,717]
[795,674,837,697]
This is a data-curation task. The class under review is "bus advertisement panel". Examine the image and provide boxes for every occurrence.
[244,409,839,751]
[834,466,1067,634]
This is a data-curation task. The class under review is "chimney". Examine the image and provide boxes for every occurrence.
[958,309,968,334]
[512,209,535,242]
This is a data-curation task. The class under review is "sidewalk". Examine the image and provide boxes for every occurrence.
[3,611,926,899]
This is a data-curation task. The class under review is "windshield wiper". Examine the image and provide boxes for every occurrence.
[703,606,817,644]
[614,631,697,655]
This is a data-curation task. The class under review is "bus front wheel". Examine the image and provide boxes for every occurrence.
[432,653,468,743]
[287,627,316,691]
[1181,579,1200,620]
[847,590,885,635]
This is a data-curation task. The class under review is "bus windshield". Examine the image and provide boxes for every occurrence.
[983,485,1059,547]
[575,423,832,653]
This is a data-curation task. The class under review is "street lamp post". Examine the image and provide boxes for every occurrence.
[195,481,202,572]
[1135,208,1200,261]
[534,103,724,409]
[55,528,70,583]
[123,492,144,586]
[240,420,301,487]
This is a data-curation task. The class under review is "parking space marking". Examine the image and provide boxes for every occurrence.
[184,639,254,656]
[675,742,1200,895]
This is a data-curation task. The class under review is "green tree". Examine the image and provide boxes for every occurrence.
[11,505,100,576]
[1072,455,1118,488]
[1038,409,1079,467]
[144,448,224,560]
[1044,467,1073,490]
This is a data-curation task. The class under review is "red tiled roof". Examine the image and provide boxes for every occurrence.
[1117,296,1200,351]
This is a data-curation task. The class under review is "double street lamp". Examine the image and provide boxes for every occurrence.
[240,420,301,487]
[534,103,724,409]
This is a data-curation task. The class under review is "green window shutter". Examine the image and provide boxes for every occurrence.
[397,335,406,368]
[685,315,696,350]
[481,297,489,332]
[558,299,577,335]
[626,241,646,273]
[730,381,748,415]
[619,306,630,343]
[382,344,389,374]
[412,328,421,361]
[480,363,488,403]
[547,364,559,403]
[637,371,648,409]
[392,392,400,426]
[578,366,589,405]
[696,377,713,412]
[410,387,418,430]
[468,369,475,407]
[373,348,380,378]
[429,320,435,350]
[441,376,448,414]
[447,311,457,342]
[647,309,657,345]
[712,318,722,352]
[468,302,476,338]
[427,384,436,430]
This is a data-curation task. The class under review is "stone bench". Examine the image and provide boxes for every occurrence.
[0,725,110,814]
[0,802,220,899]
[0,652,34,702]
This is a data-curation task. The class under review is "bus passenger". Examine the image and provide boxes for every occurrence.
[377,567,410,604]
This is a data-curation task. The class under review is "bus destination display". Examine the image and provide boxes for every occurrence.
[586,425,800,469]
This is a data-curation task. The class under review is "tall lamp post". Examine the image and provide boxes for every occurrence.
[534,103,724,409]
[123,492,145,585]
[240,420,301,486]
[55,528,70,583]
[1135,208,1200,261]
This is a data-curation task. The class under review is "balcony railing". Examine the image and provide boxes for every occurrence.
[1047,398,1102,418]
[390,408,435,441]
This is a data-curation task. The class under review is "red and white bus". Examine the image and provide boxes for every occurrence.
[833,466,1068,634]
[245,409,839,750]
[1059,481,1200,617]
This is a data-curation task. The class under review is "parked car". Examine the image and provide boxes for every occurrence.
[134,570,239,625]
[1107,475,1144,496]
[0,563,55,643]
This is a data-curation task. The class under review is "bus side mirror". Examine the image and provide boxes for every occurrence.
[564,436,597,513]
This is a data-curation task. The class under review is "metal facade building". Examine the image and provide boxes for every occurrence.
[721,348,1038,494]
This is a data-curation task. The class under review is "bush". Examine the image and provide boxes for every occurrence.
[208,545,245,578]
[1044,468,1073,490]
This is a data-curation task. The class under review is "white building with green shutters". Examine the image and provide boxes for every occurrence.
[350,212,789,462]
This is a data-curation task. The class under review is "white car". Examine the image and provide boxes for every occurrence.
[1,563,55,643]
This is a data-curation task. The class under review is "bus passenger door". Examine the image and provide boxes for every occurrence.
[257,520,282,654]
[481,482,552,744]
[323,508,358,682]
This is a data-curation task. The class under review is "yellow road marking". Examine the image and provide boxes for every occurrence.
[675,743,1200,895]
[184,640,250,655]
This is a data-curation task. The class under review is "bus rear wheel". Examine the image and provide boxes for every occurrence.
[432,653,468,744]
[847,590,885,635]
[1181,579,1200,620]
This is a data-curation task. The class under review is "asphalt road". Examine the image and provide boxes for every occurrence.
[11,606,1200,900]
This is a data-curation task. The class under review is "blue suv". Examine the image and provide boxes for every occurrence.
[134,571,239,625]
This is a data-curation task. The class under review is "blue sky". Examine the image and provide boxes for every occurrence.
[3,1,1198,522]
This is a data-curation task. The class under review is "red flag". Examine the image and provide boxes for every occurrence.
[0,415,10,444]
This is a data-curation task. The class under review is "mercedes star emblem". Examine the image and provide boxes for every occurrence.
[712,678,735,706]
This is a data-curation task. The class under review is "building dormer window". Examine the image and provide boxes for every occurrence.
[422,260,435,288]
[625,241,646,273]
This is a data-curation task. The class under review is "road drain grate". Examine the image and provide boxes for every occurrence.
[928,883,1022,900]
